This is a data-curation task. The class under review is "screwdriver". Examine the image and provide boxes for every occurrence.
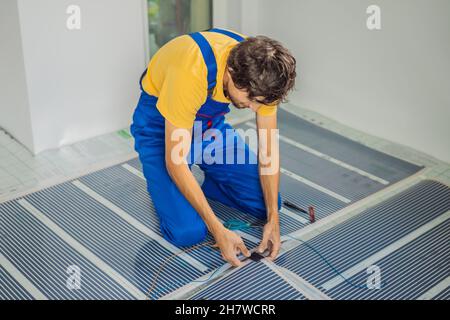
[282,200,308,213]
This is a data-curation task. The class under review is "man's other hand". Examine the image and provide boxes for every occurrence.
[257,219,281,260]
[213,227,250,267]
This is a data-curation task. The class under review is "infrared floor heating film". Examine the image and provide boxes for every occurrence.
[328,220,450,300]
[240,122,387,202]
[0,110,432,300]
[0,159,262,300]
[0,265,37,300]
[432,285,450,300]
[274,180,450,299]
[23,183,212,300]
[190,260,306,300]
[1,201,136,300]
[76,163,229,271]
[277,108,423,183]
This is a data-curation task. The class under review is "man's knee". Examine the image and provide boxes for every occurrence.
[162,221,208,247]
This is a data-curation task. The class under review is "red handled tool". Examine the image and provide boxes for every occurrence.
[308,206,315,223]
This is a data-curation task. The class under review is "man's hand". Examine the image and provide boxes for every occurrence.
[213,227,250,267]
[258,218,281,260]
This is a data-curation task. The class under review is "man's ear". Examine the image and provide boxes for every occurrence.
[225,68,232,79]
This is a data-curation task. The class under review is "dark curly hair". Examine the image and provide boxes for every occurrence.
[227,35,297,105]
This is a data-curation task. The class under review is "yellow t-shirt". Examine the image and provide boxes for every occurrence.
[140,29,277,128]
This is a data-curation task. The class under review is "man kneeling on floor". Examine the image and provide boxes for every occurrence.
[130,28,297,266]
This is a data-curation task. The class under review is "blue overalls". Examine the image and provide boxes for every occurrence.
[130,28,281,247]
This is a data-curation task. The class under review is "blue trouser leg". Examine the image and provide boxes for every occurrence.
[140,150,208,247]
[130,92,208,247]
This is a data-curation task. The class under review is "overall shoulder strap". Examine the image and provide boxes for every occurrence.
[207,28,246,42]
[188,32,217,94]
[188,28,246,95]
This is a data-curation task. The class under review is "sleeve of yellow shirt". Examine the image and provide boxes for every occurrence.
[156,66,207,129]
[257,104,277,116]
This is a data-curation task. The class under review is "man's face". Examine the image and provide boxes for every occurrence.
[224,70,265,113]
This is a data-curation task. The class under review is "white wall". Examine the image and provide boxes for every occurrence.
[0,0,148,154]
[0,0,34,149]
[213,0,241,31]
[254,0,450,163]
[212,0,258,36]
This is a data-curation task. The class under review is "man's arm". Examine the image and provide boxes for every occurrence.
[255,111,281,260]
[164,119,250,266]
